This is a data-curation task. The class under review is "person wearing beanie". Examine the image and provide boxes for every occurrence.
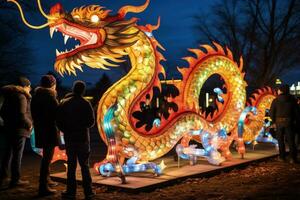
[0,76,32,188]
[56,80,95,199]
[270,84,300,164]
[31,75,59,196]
[40,75,56,88]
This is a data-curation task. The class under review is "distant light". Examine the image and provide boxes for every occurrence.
[296,82,300,95]
[205,93,209,107]
[290,84,296,91]
[84,96,93,101]
[209,98,213,102]
[275,79,282,85]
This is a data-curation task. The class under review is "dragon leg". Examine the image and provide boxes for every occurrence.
[177,129,226,166]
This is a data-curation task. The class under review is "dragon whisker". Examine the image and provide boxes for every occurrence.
[7,0,52,29]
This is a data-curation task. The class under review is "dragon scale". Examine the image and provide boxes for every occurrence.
[242,88,277,143]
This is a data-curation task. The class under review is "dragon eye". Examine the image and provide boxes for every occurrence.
[91,15,100,23]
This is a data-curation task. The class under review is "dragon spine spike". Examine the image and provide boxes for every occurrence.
[248,97,256,106]
[156,41,166,51]
[177,66,188,76]
[200,44,216,54]
[182,56,197,66]
[158,65,166,78]
[253,93,259,99]
[156,51,167,62]
[248,86,277,106]
[212,42,225,54]
[188,48,206,59]
[225,46,233,60]
[242,72,246,79]
[239,56,244,72]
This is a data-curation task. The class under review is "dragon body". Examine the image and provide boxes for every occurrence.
[10,0,276,180]
[240,88,277,146]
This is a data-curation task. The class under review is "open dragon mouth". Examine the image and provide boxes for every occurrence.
[50,21,103,60]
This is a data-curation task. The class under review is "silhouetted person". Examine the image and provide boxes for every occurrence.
[56,81,95,199]
[270,84,299,163]
[31,75,59,196]
[0,77,32,188]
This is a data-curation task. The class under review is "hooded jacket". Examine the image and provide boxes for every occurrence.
[56,93,95,145]
[0,85,32,137]
[31,87,59,148]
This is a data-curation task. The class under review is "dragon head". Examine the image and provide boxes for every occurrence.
[8,0,150,75]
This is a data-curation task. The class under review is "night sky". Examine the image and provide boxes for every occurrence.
[18,0,300,87]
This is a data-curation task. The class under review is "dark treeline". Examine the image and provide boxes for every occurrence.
[195,0,300,87]
[0,0,53,86]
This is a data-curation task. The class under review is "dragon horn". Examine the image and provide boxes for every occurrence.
[37,0,55,20]
[118,0,150,18]
[7,0,51,29]
[146,17,161,31]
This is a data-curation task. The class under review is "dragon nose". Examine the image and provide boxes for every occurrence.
[50,3,64,15]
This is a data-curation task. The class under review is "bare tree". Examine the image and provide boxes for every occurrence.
[0,0,51,85]
[195,0,300,87]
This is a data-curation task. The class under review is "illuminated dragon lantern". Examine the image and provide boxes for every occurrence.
[235,87,278,147]
[9,0,276,182]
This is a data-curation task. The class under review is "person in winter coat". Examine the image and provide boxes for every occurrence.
[270,84,299,163]
[56,81,95,200]
[31,75,59,196]
[0,77,32,188]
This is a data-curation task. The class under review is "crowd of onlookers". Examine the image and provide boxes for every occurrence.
[0,75,95,199]
[0,76,299,200]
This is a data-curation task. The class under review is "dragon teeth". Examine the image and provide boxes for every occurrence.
[56,49,60,56]
[50,27,55,38]
[64,35,69,44]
